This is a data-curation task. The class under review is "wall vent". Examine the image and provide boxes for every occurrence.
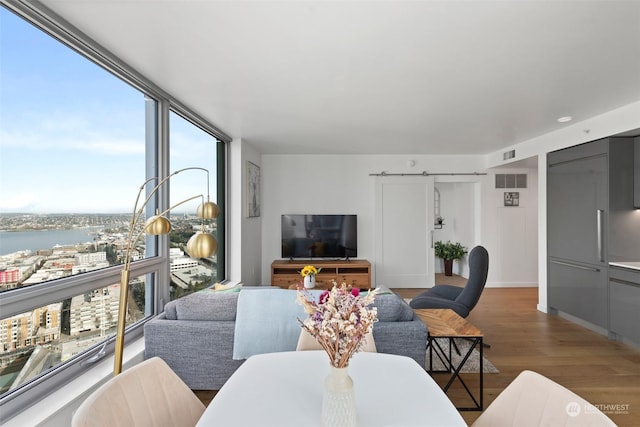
[495,174,527,188]
[503,149,516,160]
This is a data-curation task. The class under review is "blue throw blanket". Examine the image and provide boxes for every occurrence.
[232,288,323,360]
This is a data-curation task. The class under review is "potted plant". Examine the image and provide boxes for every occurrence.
[434,240,468,276]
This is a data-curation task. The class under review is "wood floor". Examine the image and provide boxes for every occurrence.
[195,276,640,426]
[394,275,640,426]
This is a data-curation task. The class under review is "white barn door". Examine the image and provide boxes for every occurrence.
[374,176,435,288]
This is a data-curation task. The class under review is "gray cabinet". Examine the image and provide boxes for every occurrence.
[609,267,640,344]
[547,137,637,330]
[547,140,608,266]
[547,139,608,327]
[549,259,608,327]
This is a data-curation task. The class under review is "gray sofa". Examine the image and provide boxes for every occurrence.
[144,288,427,390]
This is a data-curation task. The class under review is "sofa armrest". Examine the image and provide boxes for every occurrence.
[372,318,427,368]
[144,316,243,390]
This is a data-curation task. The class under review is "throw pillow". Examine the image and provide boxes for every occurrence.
[372,293,415,322]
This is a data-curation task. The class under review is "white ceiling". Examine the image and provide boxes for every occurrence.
[39,0,640,155]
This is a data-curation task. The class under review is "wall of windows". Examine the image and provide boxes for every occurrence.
[167,112,224,300]
[0,3,228,421]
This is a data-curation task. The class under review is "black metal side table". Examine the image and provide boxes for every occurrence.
[413,308,483,411]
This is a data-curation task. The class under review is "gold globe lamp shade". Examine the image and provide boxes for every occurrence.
[144,215,172,235]
[187,231,217,258]
[197,200,220,219]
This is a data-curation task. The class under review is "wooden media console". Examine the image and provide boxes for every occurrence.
[271,259,371,289]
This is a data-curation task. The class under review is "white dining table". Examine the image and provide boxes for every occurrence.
[196,350,466,427]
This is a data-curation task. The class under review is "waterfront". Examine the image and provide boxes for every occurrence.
[0,228,102,256]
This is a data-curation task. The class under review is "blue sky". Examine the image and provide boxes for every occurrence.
[0,8,216,214]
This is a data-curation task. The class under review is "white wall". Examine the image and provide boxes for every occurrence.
[228,138,263,286]
[257,154,538,288]
[260,154,382,284]
[483,168,539,286]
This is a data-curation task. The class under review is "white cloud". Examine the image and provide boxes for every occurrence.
[0,193,37,211]
[0,128,144,155]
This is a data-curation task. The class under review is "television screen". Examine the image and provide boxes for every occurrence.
[281,214,357,259]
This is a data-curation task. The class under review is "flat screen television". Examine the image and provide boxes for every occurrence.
[281,214,357,259]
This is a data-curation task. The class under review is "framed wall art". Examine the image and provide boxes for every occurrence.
[504,191,520,207]
[247,161,261,217]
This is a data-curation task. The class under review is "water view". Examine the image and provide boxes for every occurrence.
[0,228,103,256]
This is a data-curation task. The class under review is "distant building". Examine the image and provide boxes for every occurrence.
[71,263,110,275]
[21,269,68,286]
[75,252,107,265]
[0,269,20,285]
[0,305,60,353]
[72,251,109,275]
[67,287,120,336]
[169,248,184,258]
[170,257,199,272]
[169,248,200,272]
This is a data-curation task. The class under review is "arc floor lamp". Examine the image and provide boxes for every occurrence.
[114,167,219,375]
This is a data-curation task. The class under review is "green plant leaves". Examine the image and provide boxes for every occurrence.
[434,240,468,260]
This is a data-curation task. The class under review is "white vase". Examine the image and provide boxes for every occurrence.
[321,365,357,427]
[304,274,316,289]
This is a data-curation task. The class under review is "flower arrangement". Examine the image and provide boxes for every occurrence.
[296,281,379,368]
[299,265,321,277]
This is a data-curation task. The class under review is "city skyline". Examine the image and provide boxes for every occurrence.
[0,8,218,214]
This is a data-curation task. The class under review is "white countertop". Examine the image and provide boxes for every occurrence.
[609,261,640,271]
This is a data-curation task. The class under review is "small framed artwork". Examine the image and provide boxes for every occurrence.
[247,161,261,217]
[504,192,520,207]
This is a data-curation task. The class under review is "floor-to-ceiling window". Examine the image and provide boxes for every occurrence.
[168,111,224,300]
[0,3,227,421]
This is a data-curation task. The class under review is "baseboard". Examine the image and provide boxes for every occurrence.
[554,310,608,337]
[608,333,640,350]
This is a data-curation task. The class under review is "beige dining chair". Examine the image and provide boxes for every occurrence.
[296,330,377,353]
[472,370,616,427]
[72,357,205,427]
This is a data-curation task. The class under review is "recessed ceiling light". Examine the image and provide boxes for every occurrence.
[557,116,573,123]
